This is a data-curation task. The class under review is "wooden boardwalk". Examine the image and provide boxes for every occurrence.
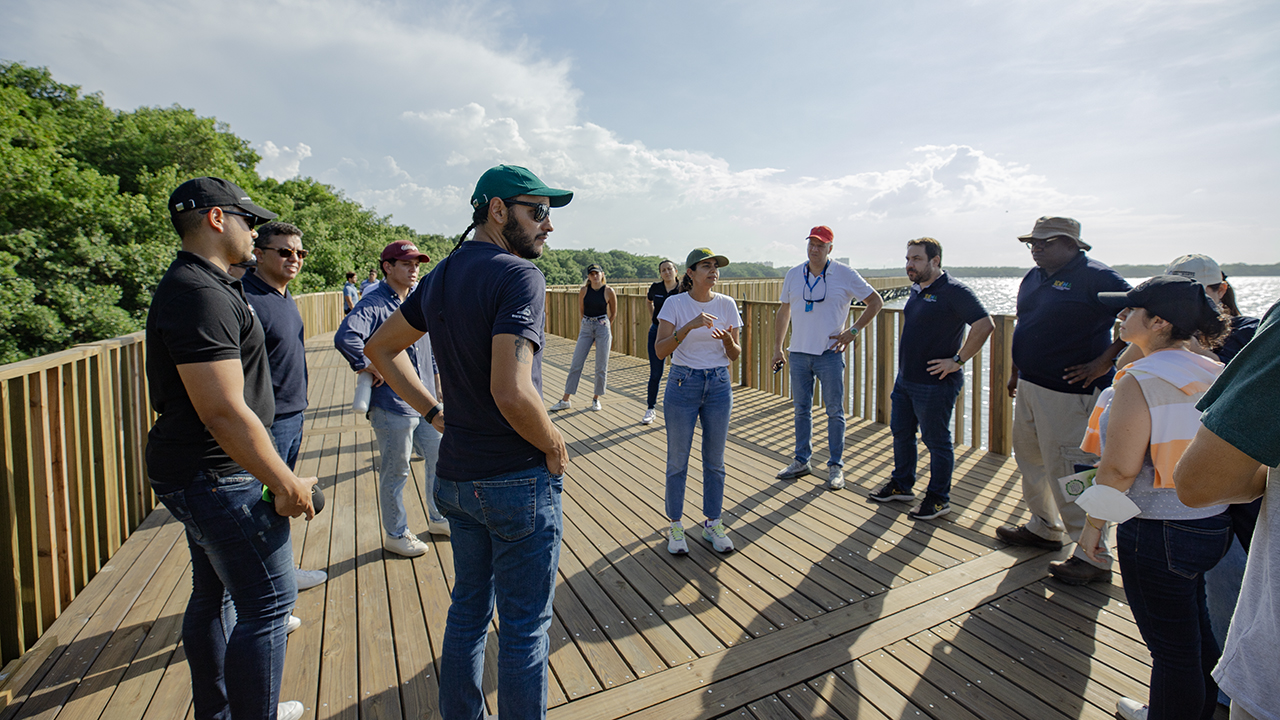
[0,334,1179,720]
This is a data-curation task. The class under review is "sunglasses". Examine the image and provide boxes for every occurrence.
[503,198,551,223]
[199,207,261,229]
[257,246,309,260]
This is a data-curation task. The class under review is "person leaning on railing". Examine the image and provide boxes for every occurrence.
[1073,276,1233,720]
[549,263,617,413]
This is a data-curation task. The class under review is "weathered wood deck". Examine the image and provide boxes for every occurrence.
[1,334,1177,720]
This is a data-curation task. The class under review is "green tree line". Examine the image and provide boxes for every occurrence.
[0,62,779,364]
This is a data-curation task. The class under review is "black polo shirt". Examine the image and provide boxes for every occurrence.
[1012,252,1130,395]
[898,272,988,386]
[242,269,308,417]
[145,251,275,484]
[647,281,677,325]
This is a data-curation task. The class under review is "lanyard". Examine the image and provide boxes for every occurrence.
[803,261,829,312]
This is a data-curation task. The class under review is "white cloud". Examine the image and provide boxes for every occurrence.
[255,141,312,181]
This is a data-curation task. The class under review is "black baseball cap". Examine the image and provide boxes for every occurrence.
[1097,275,1216,334]
[168,177,278,225]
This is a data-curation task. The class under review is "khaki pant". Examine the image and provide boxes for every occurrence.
[1012,379,1112,568]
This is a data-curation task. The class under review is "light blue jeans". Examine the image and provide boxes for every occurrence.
[563,317,610,397]
[369,405,444,537]
[434,465,563,720]
[789,350,846,468]
[664,365,732,522]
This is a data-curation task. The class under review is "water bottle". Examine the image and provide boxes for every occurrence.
[352,372,373,413]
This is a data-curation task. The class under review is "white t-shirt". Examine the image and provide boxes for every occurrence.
[658,292,743,370]
[779,260,875,355]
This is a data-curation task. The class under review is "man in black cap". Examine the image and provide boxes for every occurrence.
[997,215,1130,585]
[147,177,316,720]
[364,164,571,719]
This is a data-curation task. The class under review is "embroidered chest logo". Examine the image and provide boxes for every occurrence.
[1051,280,1073,291]
[920,293,938,303]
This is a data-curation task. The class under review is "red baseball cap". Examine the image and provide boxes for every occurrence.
[380,241,430,263]
[807,225,834,244]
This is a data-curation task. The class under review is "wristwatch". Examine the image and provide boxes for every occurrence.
[952,354,962,363]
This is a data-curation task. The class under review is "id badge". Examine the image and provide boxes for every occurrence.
[804,301,813,312]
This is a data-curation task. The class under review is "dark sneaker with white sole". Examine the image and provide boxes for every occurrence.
[908,495,950,520]
[869,482,916,503]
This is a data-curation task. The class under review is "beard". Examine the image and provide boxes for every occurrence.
[502,214,543,259]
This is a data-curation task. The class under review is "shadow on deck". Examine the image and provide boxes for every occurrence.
[1,335,1165,720]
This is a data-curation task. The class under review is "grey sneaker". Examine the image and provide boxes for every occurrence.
[427,517,452,537]
[590,398,602,411]
[278,701,304,720]
[702,519,734,553]
[776,460,812,480]
[385,532,429,557]
[641,408,656,425]
[294,568,327,590]
[549,399,571,411]
[668,522,689,555]
[827,466,846,490]
[869,482,916,503]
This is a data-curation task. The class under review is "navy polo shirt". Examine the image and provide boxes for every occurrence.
[1012,252,1130,395]
[898,272,988,386]
[242,270,308,417]
[401,241,547,482]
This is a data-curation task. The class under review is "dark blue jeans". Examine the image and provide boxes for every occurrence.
[269,410,305,471]
[646,323,665,409]
[434,465,563,720]
[1117,514,1232,720]
[889,377,962,502]
[153,472,297,720]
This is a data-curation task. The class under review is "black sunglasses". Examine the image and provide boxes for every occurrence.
[257,246,309,259]
[503,198,550,223]
[199,207,261,229]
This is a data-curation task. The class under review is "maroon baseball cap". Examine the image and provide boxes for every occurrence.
[807,226,834,243]
[380,241,430,263]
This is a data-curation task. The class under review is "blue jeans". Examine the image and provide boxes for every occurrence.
[152,472,297,720]
[369,405,445,537]
[789,350,846,468]
[434,466,563,720]
[889,377,962,502]
[664,365,732,522]
[563,317,610,397]
[269,410,305,471]
[646,323,665,409]
[1117,514,1232,720]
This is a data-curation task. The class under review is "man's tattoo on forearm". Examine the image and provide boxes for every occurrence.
[514,336,532,364]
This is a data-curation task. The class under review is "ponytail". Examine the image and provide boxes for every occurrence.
[677,272,694,294]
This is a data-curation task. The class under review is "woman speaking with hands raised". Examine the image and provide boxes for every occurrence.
[654,248,742,555]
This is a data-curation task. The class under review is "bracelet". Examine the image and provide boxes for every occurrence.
[425,403,443,423]
[1085,515,1106,530]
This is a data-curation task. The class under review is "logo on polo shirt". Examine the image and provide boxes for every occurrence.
[921,293,938,303]
[511,305,533,322]
[1052,280,1073,291]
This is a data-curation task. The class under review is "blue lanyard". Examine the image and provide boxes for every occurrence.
[803,261,828,310]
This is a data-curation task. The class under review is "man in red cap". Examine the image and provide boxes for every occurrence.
[772,225,883,490]
[335,240,450,556]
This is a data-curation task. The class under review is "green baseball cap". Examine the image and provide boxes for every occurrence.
[685,248,730,269]
[470,164,574,210]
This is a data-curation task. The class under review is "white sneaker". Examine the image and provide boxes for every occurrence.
[590,398,602,411]
[278,701,304,720]
[1116,698,1148,720]
[427,517,452,537]
[702,519,734,553]
[667,522,689,555]
[549,400,571,411]
[294,568,327,590]
[286,615,302,635]
[385,532,429,557]
[641,408,656,425]
[776,460,811,480]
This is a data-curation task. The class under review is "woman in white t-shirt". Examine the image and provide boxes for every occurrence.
[654,248,742,555]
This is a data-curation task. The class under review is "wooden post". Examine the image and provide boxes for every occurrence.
[988,314,1016,455]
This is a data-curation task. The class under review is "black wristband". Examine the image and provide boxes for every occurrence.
[425,403,443,424]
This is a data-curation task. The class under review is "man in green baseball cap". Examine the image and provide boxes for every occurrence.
[470,164,574,211]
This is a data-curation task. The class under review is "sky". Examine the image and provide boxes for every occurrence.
[3,0,1278,270]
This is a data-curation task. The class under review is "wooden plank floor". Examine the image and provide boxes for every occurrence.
[3,333,1213,720]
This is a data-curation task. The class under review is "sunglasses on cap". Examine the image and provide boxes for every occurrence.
[199,206,262,229]
[503,198,550,223]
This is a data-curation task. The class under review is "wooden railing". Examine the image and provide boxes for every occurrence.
[0,291,343,667]
[545,280,1017,458]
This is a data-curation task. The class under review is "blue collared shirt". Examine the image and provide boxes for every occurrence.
[334,282,435,416]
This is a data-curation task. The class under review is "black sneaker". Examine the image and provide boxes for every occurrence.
[869,482,916,503]
[908,495,951,520]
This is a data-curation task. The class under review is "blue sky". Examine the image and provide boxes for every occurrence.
[3,0,1278,269]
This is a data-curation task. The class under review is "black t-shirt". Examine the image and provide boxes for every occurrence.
[647,281,678,325]
[145,251,275,484]
[898,273,988,386]
[401,241,547,481]
[1011,252,1131,394]
[242,270,308,417]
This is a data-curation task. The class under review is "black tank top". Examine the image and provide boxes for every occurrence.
[583,284,608,317]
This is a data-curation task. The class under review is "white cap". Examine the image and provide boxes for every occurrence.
[1165,254,1224,286]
